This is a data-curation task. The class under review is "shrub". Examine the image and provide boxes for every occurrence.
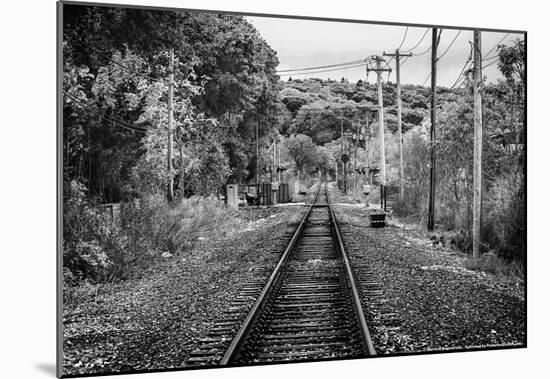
[464,251,524,280]
[63,181,124,284]
[485,174,526,261]
[120,194,243,256]
[64,181,246,285]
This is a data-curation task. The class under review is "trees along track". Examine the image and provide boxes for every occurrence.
[215,182,376,364]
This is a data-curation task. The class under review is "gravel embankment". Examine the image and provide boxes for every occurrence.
[63,206,305,376]
[330,183,525,354]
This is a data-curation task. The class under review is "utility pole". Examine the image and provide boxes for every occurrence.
[366,56,391,201]
[340,111,344,191]
[354,121,360,190]
[278,144,281,183]
[365,111,370,185]
[256,121,259,185]
[473,30,483,259]
[271,141,275,183]
[167,49,174,201]
[383,49,412,201]
[428,29,439,231]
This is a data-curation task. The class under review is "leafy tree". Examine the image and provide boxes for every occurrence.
[284,134,333,175]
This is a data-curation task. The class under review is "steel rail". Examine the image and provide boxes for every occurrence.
[219,184,322,365]
[325,184,377,356]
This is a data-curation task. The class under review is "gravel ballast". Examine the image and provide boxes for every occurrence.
[331,192,525,354]
[62,206,305,376]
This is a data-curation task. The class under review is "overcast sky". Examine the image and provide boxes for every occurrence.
[247,16,523,87]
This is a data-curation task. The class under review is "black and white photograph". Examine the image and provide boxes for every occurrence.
[57,1,528,377]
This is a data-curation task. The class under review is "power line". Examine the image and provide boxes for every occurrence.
[403,28,430,53]
[482,59,500,70]
[421,72,431,87]
[276,59,368,73]
[449,34,509,90]
[65,92,147,134]
[397,26,409,50]
[400,55,411,67]
[77,40,166,84]
[77,40,193,95]
[448,34,510,89]
[101,54,163,83]
[481,56,500,68]
[413,44,431,56]
[450,60,473,89]
[277,105,378,114]
[453,76,468,90]
[483,54,499,61]
[277,62,368,76]
[419,29,441,87]
[483,33,510,59]
[437,30,462,61]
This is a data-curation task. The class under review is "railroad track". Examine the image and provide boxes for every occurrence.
[215,182,376,364]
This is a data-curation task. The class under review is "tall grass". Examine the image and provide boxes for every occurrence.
[464,252,524,281]
[63,183,244,287]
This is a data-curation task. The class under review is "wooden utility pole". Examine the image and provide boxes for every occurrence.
[354,121,360,191]
[428,28,438,231]
[340,111,344,191]
[278,144,281,183]
[256,121,259,185]
[367,57,391,193]
[271,141,276,183]
[383,50,412,200]
[167,49,174,201]
[365,111,370,185]
[473,30,483,259]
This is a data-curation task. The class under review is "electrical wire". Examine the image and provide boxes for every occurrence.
[450,60,473,89]
[449,42,474,89]
[101,54,163,83]
[76,40,166,84]
[382,26,410,70]
[483,54,499,61]
[76,40,194,96]
[276,59,367,73]
[453,76,468,90]
[482,59,500,70]
[449,35,508,90]
[483,33,510,59]
[64,92,147,134]
[275,104,379,114]
[413,44,431,56]
[437,30,462,61]
[421,72,431,87]
[403,28,430,53]
[397,26,409,50]
[481,56,500,68]
[277,62,368,76]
